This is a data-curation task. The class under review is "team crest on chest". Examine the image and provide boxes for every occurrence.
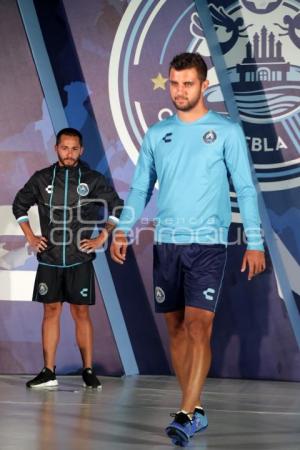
[77,183,89,196]
[203,130,217,143]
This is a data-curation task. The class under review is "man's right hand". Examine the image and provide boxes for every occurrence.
[110,230,128,264]
[27,235,48,253]
[19,221,48,253]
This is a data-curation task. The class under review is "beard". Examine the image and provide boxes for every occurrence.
[58,156,79,167]
[172,95,201,112]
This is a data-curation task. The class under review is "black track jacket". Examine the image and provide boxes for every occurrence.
[12,161,123,267]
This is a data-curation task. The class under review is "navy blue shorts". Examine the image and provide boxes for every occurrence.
[153,243,227,313]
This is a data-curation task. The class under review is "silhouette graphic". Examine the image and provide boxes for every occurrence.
[209,5,253,54]
[275,13,300,49]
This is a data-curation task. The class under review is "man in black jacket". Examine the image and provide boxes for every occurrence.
[13,127,123,389]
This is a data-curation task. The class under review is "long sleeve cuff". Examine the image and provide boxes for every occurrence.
[107,215,119,225]
[16,215,29,223]
[246,228,264,251]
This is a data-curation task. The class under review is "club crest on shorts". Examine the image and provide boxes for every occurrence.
[155,286,165,303]
[77,183,89,196]
[203,130,217,144]
[38,283,48,296]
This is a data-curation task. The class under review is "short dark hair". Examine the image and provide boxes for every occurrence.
[169,53,207,81]
[56,128,83,146]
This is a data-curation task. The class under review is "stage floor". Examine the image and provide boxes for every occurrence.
[0,375,299,449]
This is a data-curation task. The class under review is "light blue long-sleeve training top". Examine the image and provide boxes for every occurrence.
[117,110,264,250]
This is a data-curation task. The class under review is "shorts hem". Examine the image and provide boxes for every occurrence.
[33,298,65,304]
[185,303,216,313]
[155,303,217,313]
[155,306,185,313]
[33,298,95,305]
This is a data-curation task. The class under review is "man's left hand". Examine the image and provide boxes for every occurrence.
[80,230,108,253]
[241,250,266,281]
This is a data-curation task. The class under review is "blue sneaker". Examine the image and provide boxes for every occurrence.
[193,407,208,433]
[165,412,196,447]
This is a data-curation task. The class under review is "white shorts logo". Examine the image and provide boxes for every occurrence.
[80,288,88,297]
[155,287,165,304]
[38,283,48,296]
[203,288,216,301]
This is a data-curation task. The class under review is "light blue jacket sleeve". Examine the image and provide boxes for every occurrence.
[224,123,264,251]
[117,132,157,233]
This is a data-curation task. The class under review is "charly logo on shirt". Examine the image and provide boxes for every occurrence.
[109,0,300,195]
[203,130,217,143]
[45,185,53,194]
[77,183,89,196]
[155,286,166,303]
[38,283,48,296]
[162,132,173,143]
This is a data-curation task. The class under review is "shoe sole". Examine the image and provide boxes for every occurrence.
[83,383,102,391]
[165,426,189,447]
[27,380,58,389]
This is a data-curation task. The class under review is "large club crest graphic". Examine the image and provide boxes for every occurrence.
[108,0,300,301]
[109,0,300,193]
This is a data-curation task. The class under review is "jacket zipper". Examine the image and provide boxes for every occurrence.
[63,169,69,266]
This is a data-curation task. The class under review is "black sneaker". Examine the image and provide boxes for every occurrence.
[82,368,102,390]
[26,367,58,389]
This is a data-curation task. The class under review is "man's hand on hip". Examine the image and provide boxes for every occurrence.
[27,235,48,253]
[20,221,47,253]
[80,230,109,253]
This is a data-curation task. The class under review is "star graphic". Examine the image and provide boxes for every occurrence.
[151,73,168,90]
